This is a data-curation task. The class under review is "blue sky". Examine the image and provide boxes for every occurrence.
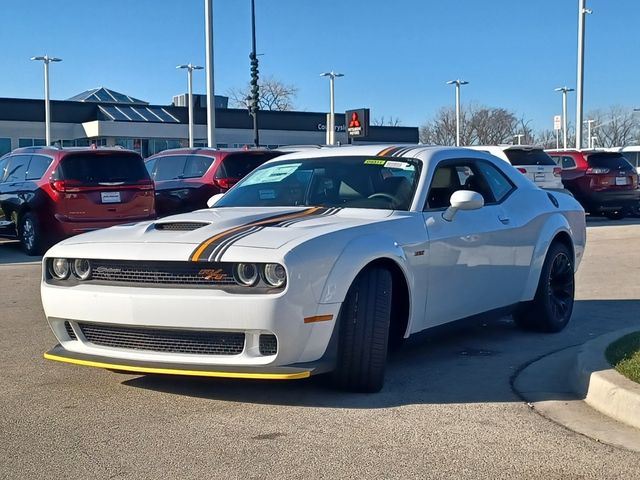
[0,0,638,131]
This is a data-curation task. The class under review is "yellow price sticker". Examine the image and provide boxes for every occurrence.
[364,159,386,165]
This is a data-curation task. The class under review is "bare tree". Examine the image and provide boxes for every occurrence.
[373,116,402,127]
[420,104,528,146]
[586,106,639,147]
[228,76,298,111]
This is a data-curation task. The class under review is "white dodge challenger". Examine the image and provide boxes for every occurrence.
[41,145,586,392]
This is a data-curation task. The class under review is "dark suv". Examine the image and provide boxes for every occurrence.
[547,150,640,219]
[0,147,155,255]
[145,148,283,217]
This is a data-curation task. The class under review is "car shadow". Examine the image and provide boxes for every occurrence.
[122,299,640,409]
[0,240,42,265]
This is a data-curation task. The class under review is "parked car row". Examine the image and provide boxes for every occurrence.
[1,143,638,256]
[0,146,282,254]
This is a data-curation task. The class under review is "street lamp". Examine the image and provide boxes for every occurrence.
[446,79,469,146]
[177,64,204,148]
[248,0,260,147]
[576,0,592,150]
[31,55,62,146]
[514,134,525,146]
[204,0,216,147]
[320,71,344,145]
[555,86,574,150]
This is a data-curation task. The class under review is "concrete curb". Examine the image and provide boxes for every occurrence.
[571,327,640,430]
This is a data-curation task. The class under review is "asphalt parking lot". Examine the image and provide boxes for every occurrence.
[1,218,639,479]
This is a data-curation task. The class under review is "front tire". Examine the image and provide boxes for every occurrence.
[18,212,45,256]
[513,242,575,333]
[332,267,392,393]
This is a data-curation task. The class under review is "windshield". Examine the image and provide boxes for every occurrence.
[215,156,421,210]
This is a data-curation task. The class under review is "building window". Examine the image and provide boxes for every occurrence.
[0,138,11,156]
[18,138,46,148]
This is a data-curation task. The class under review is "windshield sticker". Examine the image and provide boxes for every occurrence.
[384,160,412,169]
[243,163,302,186]
[258,189,276,200]
[364,159,386,165]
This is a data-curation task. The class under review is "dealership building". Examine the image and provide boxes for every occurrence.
[0,87,418,157]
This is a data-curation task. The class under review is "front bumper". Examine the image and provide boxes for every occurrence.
[44,344,325,379]
[41,281,341,370]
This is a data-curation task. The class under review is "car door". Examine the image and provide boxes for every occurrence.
[0,155,13,234]
[422,158,523,327]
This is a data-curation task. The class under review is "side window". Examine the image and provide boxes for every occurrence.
[562,156,576,169]
[474,161,515,203]
[183,155,214,178]
[154,156,187,181]
[425,161,475,209]
[145,158,157,178]
[26,155,53,180]
[5,155,30,182]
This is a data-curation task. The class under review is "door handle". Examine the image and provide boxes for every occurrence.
[498,215,510,225]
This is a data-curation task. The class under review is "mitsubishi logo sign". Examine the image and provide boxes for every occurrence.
[346,108,370,138]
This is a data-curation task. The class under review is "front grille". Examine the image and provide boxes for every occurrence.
[89,260,236,287]
[64,321,77,340]
[154,222,209,231]
[259,334,278,356]
[78,323,245,355]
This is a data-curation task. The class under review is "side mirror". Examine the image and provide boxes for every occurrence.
[207,193,225,208]
[442,190,484,222]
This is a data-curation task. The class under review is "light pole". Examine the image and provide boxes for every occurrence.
[204,0,216,147]
[248,0,260,147]
[320,71,344,145]
[446,79,469,146]
[514,134,525,145]
[555,86,574,150]
[31,55,62,146]
[584,119,595,148]
[177,64,203,148]
[576,0,592,150]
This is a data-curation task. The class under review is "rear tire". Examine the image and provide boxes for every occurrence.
[513,242,575,333]
[18,212,45,256]
[332,267,392,393]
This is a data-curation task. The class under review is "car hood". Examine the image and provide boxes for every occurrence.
[54,206,395,261]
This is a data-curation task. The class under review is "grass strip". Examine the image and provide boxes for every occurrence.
[605,332,640,384]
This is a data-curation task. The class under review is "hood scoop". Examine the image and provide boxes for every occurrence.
[154,222,210,231]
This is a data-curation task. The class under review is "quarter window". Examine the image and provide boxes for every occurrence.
[474,162,514,203]
[26,155,53,180]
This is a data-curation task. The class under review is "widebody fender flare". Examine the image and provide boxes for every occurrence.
[521,213,581,302]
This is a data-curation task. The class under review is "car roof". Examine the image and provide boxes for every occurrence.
[147,147,279,158]
[9,146,140,157]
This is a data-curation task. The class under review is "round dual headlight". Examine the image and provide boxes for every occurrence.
[263,264,286,288]
[73,258,92,280]
[234,263,259,286]
[50,258,70,279]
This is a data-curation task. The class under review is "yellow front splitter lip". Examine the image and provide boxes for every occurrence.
[44,349,311,380]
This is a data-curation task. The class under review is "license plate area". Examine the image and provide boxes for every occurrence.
[615,177,629,186]
[534,173,546,182]
[101,191,122,203]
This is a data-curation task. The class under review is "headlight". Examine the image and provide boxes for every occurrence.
[234,263,259,286]
[49,258,70,279]
[73,258,92,280]
[263,263,286,288]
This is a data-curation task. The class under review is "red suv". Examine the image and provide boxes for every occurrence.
[145,148,283,217]
[0,147,155,255]
[547,150,640,219]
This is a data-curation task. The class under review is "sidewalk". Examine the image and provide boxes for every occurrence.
[513,327,640,452]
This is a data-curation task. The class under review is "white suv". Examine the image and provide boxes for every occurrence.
[467,146,564,191]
